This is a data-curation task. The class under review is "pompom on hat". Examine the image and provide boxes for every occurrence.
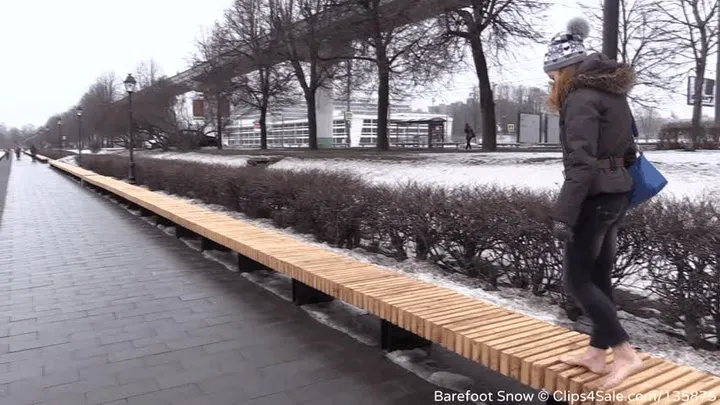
[543,17,590,73]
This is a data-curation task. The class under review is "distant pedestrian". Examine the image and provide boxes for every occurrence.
[464,123,476,150]
[544,17,641,390]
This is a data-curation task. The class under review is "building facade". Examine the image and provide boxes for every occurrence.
[224,112,453,148]
[217,88,453,148]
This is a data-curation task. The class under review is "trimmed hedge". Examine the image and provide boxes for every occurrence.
[39,149,76,160]
[658,122,720,150]
[80,155,720,349]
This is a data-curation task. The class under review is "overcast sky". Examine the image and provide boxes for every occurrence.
[0,0,708,129]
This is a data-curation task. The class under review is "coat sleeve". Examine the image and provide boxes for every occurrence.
[552,90,601,228]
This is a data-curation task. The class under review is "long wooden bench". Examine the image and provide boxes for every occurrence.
[48,159,720,405]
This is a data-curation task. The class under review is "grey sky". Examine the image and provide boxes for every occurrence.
[0,0,707,129]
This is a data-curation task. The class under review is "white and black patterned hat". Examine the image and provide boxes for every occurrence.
[543,17,590,73]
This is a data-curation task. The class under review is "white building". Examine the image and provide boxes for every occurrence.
[220,89,453,148]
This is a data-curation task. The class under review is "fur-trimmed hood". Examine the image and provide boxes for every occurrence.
[572,53,636,95]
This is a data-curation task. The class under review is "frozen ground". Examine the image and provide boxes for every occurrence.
[142,150,720,199]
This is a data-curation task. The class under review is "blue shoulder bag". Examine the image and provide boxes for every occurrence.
[627,115,668,208]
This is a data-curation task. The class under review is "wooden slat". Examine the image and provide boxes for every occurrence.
[48,159,719,403]
[621,366,702,405]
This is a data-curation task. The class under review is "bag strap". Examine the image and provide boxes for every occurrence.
[631,114,639,138]
[628,107,643,154]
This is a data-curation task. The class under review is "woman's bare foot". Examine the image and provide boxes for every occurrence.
[599,343,643,390]
[559,347,608,374]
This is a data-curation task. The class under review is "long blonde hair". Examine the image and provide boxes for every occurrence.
[547,64,578,113]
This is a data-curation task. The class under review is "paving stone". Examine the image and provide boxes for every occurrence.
[125,383,204,405]
[0,160,444,405]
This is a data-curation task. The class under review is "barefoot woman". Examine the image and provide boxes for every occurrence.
[544,17,643,390]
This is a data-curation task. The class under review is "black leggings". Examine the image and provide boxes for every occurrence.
[563,192,631,349]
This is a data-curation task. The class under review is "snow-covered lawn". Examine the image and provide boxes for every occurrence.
[141,150,720,200]
[61,148,125,155]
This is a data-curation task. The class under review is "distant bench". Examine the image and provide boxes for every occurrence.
[48,159,720,404]
[20,151,49,163]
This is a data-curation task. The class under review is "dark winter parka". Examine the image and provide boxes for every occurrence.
[552,53,638,228]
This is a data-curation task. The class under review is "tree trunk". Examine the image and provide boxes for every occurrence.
[690,61,706,150]
[376,64,391,151]
[684,311,701,346]
[216,95,223,150]
[374,24,391,151]
[306,91,319,150]
[259,105,268,150]
[469,35,497,152]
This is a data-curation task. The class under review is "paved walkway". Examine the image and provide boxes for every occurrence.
[0,159,453,405]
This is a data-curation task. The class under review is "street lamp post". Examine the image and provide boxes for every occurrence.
[124,73,137,184]
[57,119,63,150]
[76,107,83,165]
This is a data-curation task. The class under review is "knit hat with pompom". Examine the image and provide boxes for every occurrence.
[543,17,590,73]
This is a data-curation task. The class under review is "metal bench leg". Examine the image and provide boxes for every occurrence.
[380,320,431,352]
[156,216,173,227]
[237,254,266,272]
[201,237,230,252]
[175,226,195,239]
[291,279,333,306]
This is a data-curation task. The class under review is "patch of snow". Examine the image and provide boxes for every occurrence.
[156,224,176,237]
[241,270,293,302]
[269,150,720,199]
[57,155,78,165]
[142,151,257,167]
[201,250,238,273]
[180,237,202,252]
[301,301,377,347]
[387,349,480,403]
[62,148,124,155]
[142,150,720,199]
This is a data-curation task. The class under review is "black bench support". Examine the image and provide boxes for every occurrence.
[175,226,195,239]
[201,237,230,252]
[291,279,334,306]
[156,216,173,227]
[237,254,267,272]
[380,320,431,352]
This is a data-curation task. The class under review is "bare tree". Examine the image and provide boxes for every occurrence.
[634,106,668,139]
[217,0,296,150]
[134,58,163,89]
[78,73,120,149]
[193,25,243,150]
[446,0,549,151]
[269,0,340,150]
[128,79,184,150]
[657,0,719,148]
[586,0,685,107]
[347,1,464,150]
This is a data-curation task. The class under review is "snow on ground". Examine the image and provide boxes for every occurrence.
[62,148,125,155]
[143,151,279,167]
[143,150,720,199]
